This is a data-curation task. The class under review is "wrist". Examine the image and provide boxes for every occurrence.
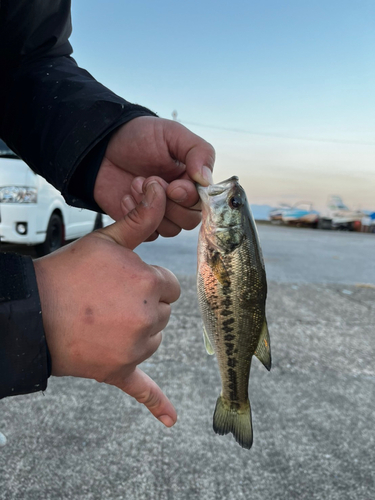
[33,257,62,377]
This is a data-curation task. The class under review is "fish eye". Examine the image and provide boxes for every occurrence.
[229,196,242,208]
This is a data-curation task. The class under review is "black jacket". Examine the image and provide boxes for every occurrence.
[0,0,156,398]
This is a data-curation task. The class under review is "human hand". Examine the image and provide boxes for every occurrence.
[94,116,215,238]
[34,182,180,427]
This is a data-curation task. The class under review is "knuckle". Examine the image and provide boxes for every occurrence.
[125,207,144,230]
[181,213,201,231]
[138,309,155,331]
[144,269,160,290]
[160,305,172,324]
[136,389,160,409]
[159,226,181,238]
[206,142,216,158]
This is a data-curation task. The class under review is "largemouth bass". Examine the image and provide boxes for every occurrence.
[197,176,271,449]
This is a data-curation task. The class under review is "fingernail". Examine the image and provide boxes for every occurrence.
[133,177,144,195]
[158,415,175,427]
[169,186,187,203]
[142,182,157,207]
[195,166,214,186]
[202,166,214,185]
[121,195,136,213]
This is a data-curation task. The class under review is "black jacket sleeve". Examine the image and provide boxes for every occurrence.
[0,253,51,399]
[0,0,157,210]
[0,0,156,398]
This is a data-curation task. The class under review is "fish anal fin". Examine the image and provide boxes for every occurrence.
[255,319,272,371]
[203,326,215,355]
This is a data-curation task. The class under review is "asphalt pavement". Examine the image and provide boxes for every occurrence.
[1,225,374,500]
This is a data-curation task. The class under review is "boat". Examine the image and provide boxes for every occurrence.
[269,203,292,221]
[318,196,364,230]
[280,202,319,226]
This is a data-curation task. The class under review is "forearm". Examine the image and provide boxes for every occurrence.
[3,55,156,209]
[0,253,50,399]
[0,0,156,210]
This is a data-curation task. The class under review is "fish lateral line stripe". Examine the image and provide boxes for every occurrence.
[220,309,233,316]
[225,343,235,356]
[224,333,235,341]
[223,317,235,327]
[223,326,234,334]
[227,357,237,368]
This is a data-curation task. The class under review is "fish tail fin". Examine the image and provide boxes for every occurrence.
[213,396,253,449]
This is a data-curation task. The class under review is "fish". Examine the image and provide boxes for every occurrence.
[196,176,271,450]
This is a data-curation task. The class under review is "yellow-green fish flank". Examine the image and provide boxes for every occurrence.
[197,176,271,450]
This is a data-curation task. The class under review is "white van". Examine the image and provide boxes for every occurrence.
[0,139,111,255]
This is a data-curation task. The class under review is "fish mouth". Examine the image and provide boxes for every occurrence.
[197,176,239,197]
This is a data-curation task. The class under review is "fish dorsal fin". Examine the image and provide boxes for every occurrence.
[203,326,215,355]
[208,250,230,286]
[255,319,271,371]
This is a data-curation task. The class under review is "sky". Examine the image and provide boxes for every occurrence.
[70,0,375,211]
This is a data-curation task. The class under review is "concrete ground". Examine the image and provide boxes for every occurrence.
[1,225,374,499]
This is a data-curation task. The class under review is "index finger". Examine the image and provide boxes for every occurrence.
[164,121,215,186]
[113,367,177,427]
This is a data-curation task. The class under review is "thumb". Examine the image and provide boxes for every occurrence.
[115,367,177,427]
[98,181,166,250]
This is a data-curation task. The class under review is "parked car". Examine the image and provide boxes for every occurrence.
[0,139,112,255]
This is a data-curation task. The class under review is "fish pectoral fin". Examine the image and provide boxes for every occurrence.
[255,319,272,371]
[203,326,215,355]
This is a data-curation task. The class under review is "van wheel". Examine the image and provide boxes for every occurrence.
[318,218,332,230]
[93,213,103,230]
[35,214,64,256]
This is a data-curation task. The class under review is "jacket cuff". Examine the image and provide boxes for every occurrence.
[0,253,51,399]
[60,107,158,210]
[64,131,113,212]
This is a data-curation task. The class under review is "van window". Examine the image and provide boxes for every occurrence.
[0,139,19,159]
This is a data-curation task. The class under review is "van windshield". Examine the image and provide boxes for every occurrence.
[0,139,19,158]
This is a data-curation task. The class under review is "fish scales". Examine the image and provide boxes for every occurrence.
[197,176,271,450]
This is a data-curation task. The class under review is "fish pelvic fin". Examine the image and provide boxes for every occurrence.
[255,319,271,371]
[213,396,253,450]
[203,326,215,355]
